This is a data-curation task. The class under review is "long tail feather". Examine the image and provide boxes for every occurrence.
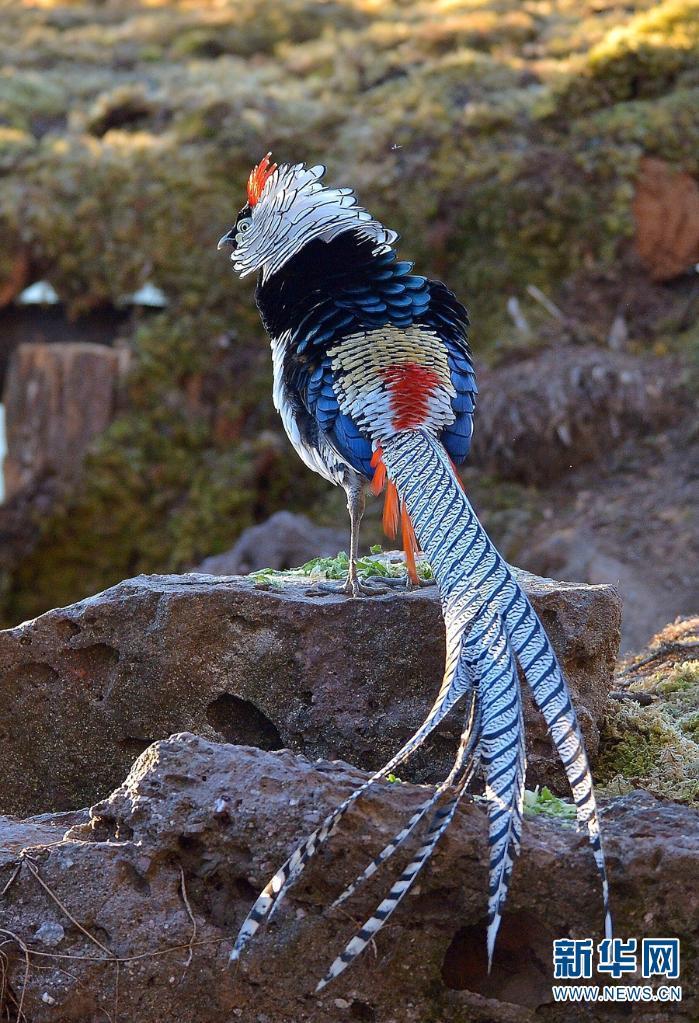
[317,764,474,991]
[317,605,524,989]
[381,429,612,944]
[230,644,474,961]
[321,687,481,990]
[331,691,480,911]
[474,616,526,967]
[233,427,611,981]
[501,591,611,937]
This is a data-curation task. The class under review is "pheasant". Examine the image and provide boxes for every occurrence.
[218,155,611,989]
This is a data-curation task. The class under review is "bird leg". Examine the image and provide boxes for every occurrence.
[314,476,388,596]
[343,476,366,595]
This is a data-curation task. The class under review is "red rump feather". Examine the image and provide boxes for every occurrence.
[371,446,420,585]
[381,363,440,430]
[401,502,419,585]
[370,447,386,496]
[382,482,400,538]
[247,152,277,207]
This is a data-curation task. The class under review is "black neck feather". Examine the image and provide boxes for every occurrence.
[255,230,388,341]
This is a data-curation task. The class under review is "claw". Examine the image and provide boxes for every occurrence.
[312,576,389,597]
[308,572,435,597]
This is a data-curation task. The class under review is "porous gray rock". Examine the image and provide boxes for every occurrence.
[0,736,696,1023]
[0,569,621,817]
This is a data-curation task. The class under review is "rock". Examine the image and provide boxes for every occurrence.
[0,809,87,869]
[524,526,672,654]
[471,346,679,485]
[633,157,699,282]
[0,569,621,817]
[33,921,65,947]
[198,510,347,575]
[2,342,129,499]
[0,735,696,1022]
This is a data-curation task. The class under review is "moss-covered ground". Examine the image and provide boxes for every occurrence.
[0,0,697,622]
[597,617,699,805]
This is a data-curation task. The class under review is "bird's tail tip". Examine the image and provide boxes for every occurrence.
[486,917,499,975]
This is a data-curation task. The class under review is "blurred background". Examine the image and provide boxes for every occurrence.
[0,0,697,650]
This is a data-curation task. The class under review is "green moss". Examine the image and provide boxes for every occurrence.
[1,313,326,625]
[596,660,699,805]
[554,0,699,117]
[1,0,697,619]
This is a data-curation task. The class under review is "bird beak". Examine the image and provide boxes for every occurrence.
[217,228,236,251]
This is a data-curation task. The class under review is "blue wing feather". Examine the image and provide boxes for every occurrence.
[284,235,477,479]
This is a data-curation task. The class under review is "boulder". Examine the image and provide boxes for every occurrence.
[471,345,679,486]
[524,526,671,654]
[0,569,621,817]
[2,341,129,499]
[198,510,347,575]
[633,157,699,282]
[0,735,696,1022]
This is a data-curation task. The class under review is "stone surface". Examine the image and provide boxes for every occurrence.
[525,526,669,654]
[471,345,678,486]
[198,510,347,575]
[633,157,699,282]
[0,569,621,817]
[2,341,129,499]
[0,736,696,1022]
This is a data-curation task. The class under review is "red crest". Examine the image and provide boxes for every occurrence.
[247,152,277,207]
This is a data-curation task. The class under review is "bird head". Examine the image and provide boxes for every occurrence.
[218,153,398,282]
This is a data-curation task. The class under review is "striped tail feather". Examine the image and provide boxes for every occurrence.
[317,762,474,992]
[474,615,526,967]
[318,617,521,988]
[328,795,439,912]
[331,690,481,912]
[381,429,612,950]
[500,592,612,938]
[233,426,610,980]
[230,633,475,962]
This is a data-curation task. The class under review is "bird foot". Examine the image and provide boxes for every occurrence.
[307,574,436,597]
[311,575,389,597]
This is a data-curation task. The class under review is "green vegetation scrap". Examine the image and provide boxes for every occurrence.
[249,546,433,587]
[0,0,698,621]
[523,785,577,822]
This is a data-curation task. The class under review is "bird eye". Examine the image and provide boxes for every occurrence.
[238,219,251,234]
